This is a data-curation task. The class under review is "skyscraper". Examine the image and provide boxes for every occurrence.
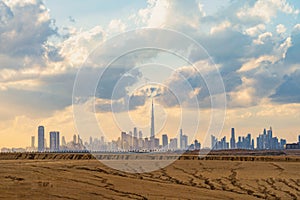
[62,136,66,146]
[162,134,168,148]
[194,139,201,150]
[230,128,236,149]
[169,138,178,150]
[133,127,138,138]
[179,129,188,150]
[138,130,143,139]
[31,136,35,148]
[38,126,44,152]
[211,135,217,150]
[150,99,155,139]
[50,131,60,152]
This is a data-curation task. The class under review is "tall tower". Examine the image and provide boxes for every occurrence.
[230,128,236,149]
[38,126,44,152]
[150,98,155,139]
[50,131,60,152]
[31,136,35,148]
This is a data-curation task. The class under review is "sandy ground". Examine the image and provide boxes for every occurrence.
[0,158,299,200]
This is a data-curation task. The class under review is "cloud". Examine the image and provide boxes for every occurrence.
[237,0,299,23]
[96,67,142,100]
[210,21,231,35]
[276,24,286,34]
[0,0,58,65]
[270,69,300,103]
[285,30,300,64]
[245,24,266,36]
[0,0,300,130]
[238,55,278,72]
[253,32,273,45]
[136,0,203,31]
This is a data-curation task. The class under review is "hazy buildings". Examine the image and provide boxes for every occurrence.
[256,127,285,150]
[236,133,253,149]
[49,131,60,152]
[38,126,44,152]
[169,138,178,150]
[31,136,35,148]
[286,135,300,149]
[61,136,66,146]
[212,127,287,151]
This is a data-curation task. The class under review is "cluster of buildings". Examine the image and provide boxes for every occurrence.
[1,98,300,153]
[211,127,290,150]
[107,128,199,151]
[2,99,199,153]
[30,127,196,152]
[286,135,300,149]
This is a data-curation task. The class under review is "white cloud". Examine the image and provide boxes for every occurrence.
[237,0,299,22]
[136,0,203,31]
[210,21,231,35]
[108,19,127,34]
[58,25,105,67]
[293,24,300,33]
[245,24,266,36]
[238,55,278,72]
[276,24,286,34]
[253,32,273,45]
[229,77,258,107]
[279,36,292,58]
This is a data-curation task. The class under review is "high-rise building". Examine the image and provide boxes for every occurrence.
[256,127,285,150]
[133,128,138,150]
[169,138,178,150]
[251,139,255,150]
[182,135,188,150]
[150,99,155,139]
[194,139,201,150]
[179,129,188,150]
[73,134,77,144]
[61,136,66,146]
[133,127,138,138]
[31,136,35,148]
[230,128,236,149]
[50,131,60,152]
[162,134,168,148]
[89,137,93,145]
[211,135,217,149]
[138,131,143,139]
[38,126,44,152]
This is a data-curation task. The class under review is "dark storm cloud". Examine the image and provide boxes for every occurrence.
[96,67,142,100]
[270,70,300,103]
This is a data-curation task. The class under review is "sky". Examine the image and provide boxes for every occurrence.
[0,0,300,148]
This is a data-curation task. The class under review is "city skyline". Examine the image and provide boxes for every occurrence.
[2,124,299,152]
[1,95,300,150]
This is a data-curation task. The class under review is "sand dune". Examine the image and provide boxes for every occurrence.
[0,153,299,199]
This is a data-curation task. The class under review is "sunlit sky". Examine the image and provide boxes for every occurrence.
[1,0,300,148]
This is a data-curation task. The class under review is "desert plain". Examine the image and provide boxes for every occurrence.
[0,151,299,200]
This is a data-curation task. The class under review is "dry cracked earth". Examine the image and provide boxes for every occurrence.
[0,158,299,199]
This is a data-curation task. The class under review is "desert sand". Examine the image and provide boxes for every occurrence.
[0,152,299,199]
